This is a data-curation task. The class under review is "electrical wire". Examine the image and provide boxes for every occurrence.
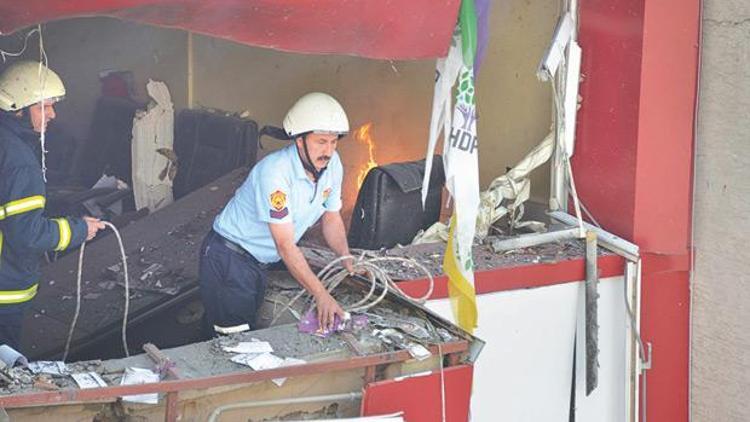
[266,252,442,417]
[578,198,602,228]
[63,222,130,361]
[270,254,434,325]
[548,67,586,238]
[37,25,50,182]
[0,28,41,62]
[546,11,648,419]
[438,342,447,422]
[0,26,52,180]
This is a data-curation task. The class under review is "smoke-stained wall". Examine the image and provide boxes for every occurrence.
[191,0,557,209]
[0,18,189,143]
[2,0,557,213]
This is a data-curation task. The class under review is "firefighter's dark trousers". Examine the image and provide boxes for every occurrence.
[198,230,269,337]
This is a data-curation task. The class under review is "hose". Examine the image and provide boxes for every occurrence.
[63,221,130,361]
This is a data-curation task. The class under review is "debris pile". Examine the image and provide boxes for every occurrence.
[303,236,595,281]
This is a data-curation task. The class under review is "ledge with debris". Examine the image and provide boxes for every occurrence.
[22,165,609,362]
[2,271,479,421]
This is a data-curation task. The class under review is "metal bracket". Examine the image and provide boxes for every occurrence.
[642,342,653,371]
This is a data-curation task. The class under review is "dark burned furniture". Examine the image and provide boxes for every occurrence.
[172,109,259,199]
[348,157,444,250]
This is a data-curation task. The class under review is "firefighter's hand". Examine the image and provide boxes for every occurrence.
[343,257,368,277]
[343,257,356,274]
[314,290,346,331]
[84,217,105,241]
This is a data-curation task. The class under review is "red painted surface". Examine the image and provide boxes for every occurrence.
[361,365,474,422]
[398,254,625,300]
[632,1,700,255]
[577,0,700,420]
[0,0,460,60]
[576,0,697,252]
[574,0,645,241]
[641,251,691,275]
[640,271,690,422]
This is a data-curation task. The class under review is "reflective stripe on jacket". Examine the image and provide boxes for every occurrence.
[0,113,87,305]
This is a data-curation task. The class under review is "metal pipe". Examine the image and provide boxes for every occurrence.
[491,228,581,252]
[207,392,362,422]
[584,230,599,395]
[624,259,650,422]
[624,261,638,422]
[548,211,640,261]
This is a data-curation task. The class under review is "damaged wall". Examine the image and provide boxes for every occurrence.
[0,18,189,143]
[191,0,557,209]
[190,37,436,212]
[2,0,556,212]
[692,0,750,420]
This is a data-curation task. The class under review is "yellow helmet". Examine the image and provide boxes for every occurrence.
[0,61,66,112]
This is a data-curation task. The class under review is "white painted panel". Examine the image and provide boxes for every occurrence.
[427,276,626,422]
[428,282,578,422]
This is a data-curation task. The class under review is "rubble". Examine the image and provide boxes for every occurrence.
[24,163,593,370]
[24,168,249,360]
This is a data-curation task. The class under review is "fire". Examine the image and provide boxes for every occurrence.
[355,123,378,189]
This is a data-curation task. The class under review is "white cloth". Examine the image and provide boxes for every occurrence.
[131,80,175,212]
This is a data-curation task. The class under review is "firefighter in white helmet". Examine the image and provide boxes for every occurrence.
[0,61,105,350]
[199,92,353,336]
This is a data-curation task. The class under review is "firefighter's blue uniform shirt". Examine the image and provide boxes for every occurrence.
[0,113,87,348]
[213,143,343,264]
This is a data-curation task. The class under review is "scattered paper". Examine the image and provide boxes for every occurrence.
[222,341,273,355]
[230,352,283,371]
[213,323,250,335]
[120,367,159,404]
[229,353,307,387]
[230,353,262,367]
[28,361,68,376]
[272,357,307,387]
[72,372,108,389]
[406,343,432,361]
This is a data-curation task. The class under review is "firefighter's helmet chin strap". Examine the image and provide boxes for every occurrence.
[297,135,327,183]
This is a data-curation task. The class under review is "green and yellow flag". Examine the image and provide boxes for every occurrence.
[422,0,481,333]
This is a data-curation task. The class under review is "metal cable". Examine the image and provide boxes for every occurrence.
[270,254,434,325]
[63,222,130,361]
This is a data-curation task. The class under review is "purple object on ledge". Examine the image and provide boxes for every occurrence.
[297,309,369,338]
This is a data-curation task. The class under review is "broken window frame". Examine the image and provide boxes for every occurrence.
[540,2,647,420]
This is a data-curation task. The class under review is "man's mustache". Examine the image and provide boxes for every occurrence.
[318,156,331,162]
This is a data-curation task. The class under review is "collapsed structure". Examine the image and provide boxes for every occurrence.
[0,0,706,420]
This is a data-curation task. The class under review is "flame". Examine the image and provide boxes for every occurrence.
[355,123,378,189]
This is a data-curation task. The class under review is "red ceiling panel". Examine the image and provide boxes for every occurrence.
[0,0,460,60]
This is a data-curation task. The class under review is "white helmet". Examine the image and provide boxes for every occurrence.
[0,61,66,112]
[283,92,349,138]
